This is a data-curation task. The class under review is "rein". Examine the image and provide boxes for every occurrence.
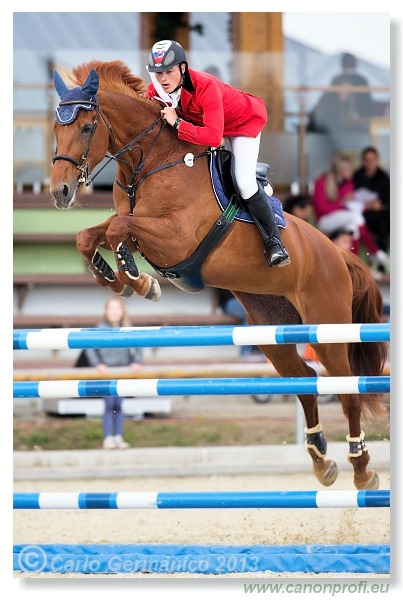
[107,109,213,213]
[89,113,168,190]
[116,148,213,214]
[53,98,213,215]
[52,99,166,187]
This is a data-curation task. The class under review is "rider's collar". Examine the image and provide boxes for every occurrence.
[182,67,194,92]
[146,68,181,108]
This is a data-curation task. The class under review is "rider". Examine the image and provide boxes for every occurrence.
[145,40,290,268]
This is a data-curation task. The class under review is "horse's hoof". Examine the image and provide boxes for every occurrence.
[313,459,338,487]
[145,277,161,302]
[119,285,135,298]
[354,471,379,490]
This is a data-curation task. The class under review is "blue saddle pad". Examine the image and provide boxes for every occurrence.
[210,153,286,229]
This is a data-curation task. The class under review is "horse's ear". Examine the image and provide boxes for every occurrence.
[81,68,99,98]
[54,70,69,97]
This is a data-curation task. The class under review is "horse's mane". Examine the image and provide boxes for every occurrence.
[69,60,147,100]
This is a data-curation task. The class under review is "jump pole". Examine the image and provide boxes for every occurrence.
[13,322,390,350]
[14,489,390,509]
[13,376,390,398]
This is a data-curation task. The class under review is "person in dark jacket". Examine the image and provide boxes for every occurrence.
[308,52,376,134]
[353,146,390,252]
[282,194,313,223]
[145,39,290,269]
[84,297,142,449]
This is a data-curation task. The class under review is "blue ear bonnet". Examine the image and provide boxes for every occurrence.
[54,68,99,124]
[54,89,96,124]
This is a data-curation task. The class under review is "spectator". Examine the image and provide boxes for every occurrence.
[82,297,142,450]
[203,65,221,78]
[308,52,376,135]
[312,153,389,268]
[216,289,265,361]
[328,227,355,252]
[283,194,313,223]
[353,146,390,252]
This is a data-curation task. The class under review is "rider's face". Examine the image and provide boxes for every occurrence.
[155,65,183,93]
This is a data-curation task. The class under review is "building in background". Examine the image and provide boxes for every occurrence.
[13,12,390,192]
[13,12,390,346]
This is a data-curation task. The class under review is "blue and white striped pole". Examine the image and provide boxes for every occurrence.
[13,376,390,398]
[13,323,390,350]
[13,489,390,509]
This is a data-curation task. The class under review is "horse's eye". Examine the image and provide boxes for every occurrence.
[82,124,92,134]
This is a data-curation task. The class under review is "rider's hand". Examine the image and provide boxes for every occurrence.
[161,106,178,127]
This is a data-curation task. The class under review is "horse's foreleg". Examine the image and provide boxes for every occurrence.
[263,344,338,487]
[76,222,130,296]
[113,240,161,301]
[106,218,161,302]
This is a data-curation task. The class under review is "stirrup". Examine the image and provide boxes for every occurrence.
[264,239,291,268]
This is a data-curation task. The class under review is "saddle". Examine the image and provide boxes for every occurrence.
[215,147,269,199]
[211,147,286,228]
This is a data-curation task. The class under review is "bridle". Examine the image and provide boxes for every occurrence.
[53,100,105,184]
[52,99,212,213]
[52,99,168,189]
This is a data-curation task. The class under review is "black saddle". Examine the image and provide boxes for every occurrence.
[215,147,272,200]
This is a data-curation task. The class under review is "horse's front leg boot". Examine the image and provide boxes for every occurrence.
[115,241,139,279]
[91,251,115,282]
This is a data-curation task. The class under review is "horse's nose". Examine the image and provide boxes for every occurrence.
[50,183,75,209]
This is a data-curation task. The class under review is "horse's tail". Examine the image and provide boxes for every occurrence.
[343,250,389,417]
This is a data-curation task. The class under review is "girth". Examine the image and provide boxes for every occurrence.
[139,195,241,293]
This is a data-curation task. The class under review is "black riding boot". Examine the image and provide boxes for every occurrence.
[243,187,290,268]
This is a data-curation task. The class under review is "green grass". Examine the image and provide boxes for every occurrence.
[13,414,389,451]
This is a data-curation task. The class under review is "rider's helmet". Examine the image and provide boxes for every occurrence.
[148,40,188,72]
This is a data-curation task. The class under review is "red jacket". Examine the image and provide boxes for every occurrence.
[145,69,267,147]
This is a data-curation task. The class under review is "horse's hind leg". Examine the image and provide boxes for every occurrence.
[264,344,339,486]
[235,293,338,486]
[312,342,380,490]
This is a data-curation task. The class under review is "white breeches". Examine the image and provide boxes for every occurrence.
[227,134,261,199]
[317,209,365,239]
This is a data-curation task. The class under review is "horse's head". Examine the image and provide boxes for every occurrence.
[50,68,111,209]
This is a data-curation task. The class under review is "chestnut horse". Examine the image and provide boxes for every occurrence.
[50,60,388,490]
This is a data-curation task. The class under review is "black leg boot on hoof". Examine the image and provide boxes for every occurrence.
[243,187,290,268]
